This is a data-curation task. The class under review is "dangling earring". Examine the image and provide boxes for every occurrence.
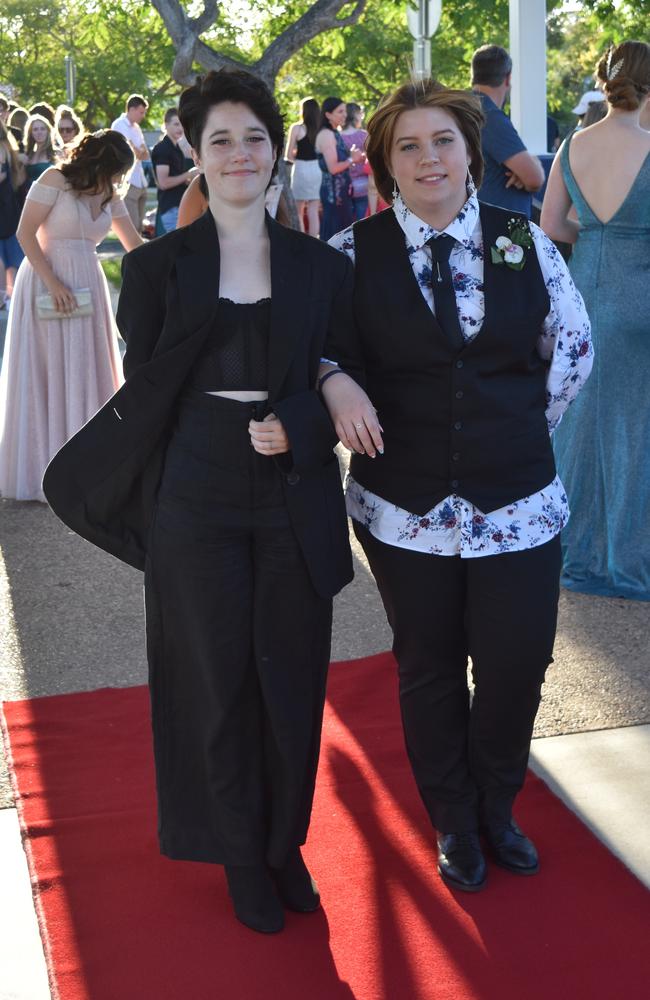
[466,167,477,197]
[392,176,399,201]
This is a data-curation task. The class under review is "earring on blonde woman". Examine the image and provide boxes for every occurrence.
[392,177,399,201]
[466,168,477,197]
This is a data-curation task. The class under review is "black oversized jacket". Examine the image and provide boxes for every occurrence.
[44,211,354,599]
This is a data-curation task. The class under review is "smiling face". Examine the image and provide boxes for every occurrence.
[325,102,346,130]
[389,107,472,225]
[193,101,276,207]
[30,120,49,146]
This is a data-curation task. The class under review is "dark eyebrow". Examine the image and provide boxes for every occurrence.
[394,129,455,142]
[208,126,267,139]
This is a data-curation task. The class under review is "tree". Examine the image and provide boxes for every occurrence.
[150,0,370,87]
[0,0,179,127]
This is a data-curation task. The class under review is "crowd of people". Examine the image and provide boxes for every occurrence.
[0,34,648,934]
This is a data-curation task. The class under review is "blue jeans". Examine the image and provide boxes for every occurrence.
[352,196,369,221]
[159,206,179,233]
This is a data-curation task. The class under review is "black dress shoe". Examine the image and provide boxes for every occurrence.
[436,832,487,893]
[270,848,320,913]
[224,864,285,933]
[483,820,539,875]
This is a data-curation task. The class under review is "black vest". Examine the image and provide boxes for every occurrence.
[351,202,554,515]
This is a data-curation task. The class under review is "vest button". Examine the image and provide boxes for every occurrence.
[452,452,460,461]
[456,359,464,369]
[286,472,300,486]
[455,390,464,399]
[453,421,463,430]
[450,479,459,489]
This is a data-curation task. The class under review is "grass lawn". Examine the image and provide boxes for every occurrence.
[100,257,122,290]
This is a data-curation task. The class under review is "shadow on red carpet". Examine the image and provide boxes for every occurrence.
[2,651,649,1000]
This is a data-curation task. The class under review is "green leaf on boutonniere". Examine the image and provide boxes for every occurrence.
[490,246,504,264]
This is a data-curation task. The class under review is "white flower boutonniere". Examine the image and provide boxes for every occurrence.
[490,218,534,271]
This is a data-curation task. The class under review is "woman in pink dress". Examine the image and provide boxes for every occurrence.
[0,130,142,501]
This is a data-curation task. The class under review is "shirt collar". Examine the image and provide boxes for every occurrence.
[392,192,480,253]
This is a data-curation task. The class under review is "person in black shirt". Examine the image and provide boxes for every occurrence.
[151,107,198,232]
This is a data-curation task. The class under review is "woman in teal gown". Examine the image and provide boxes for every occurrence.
[541,40,650,601]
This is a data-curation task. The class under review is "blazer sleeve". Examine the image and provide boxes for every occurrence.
[322,250,366,387]
[273,250,354,471]
[117,250,167,380]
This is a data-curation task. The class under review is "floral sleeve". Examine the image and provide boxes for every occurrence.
[328,225,356,263]
[531,223,593,433]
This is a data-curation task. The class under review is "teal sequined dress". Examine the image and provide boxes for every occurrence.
[553,136,650,600]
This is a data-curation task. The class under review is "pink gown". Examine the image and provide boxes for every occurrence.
[0,180,126,501]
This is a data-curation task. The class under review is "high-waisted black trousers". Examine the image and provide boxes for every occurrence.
[354,522,561,834]
[145,390,332,867]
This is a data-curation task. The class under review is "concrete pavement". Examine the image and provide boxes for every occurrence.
[0,242,648,995]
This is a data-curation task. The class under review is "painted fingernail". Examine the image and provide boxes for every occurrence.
[378,447,384,455]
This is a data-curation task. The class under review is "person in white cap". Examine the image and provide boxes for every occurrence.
[572,89,605,126]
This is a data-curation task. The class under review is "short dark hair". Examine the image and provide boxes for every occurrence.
[126,94,148,111]
[366,79,485,203]
[178,69,284,177]
[163,107,180,125]
[471,45,513,87]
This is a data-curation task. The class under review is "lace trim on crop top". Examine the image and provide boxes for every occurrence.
[188,297,271,392]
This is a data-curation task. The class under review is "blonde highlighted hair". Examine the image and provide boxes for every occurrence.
[366,79,485,204]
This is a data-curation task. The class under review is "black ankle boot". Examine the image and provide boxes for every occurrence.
[270,849,320,913]
[224,864,284,933]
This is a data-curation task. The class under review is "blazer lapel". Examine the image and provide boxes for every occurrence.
[267,215,311,401]
[158,211,220,356]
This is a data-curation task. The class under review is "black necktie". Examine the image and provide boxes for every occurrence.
[426,234,464,350]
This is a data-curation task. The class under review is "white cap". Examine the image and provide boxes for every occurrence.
[572,90,605,116]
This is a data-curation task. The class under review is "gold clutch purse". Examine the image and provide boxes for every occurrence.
[36,288,94,320]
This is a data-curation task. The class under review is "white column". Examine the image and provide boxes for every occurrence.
[508,0,548,153]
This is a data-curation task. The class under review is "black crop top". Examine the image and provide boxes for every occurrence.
[295,134,317,161]
[189,298,270,392]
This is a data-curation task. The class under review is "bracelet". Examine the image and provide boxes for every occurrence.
[318,368,345,391]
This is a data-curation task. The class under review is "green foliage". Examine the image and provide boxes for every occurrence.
[1,0,647,140]
[546,0,649,133]
[0,0,179,128]
[100,256,123,290]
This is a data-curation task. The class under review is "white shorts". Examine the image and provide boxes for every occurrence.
[290,159,321,202]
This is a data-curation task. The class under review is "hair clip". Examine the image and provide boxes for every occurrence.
[608,58,624,81]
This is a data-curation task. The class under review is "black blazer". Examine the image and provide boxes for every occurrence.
[43,211,355,599]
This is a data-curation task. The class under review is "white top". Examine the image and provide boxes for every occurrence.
[328,193,594,558]
[110,113,147,188]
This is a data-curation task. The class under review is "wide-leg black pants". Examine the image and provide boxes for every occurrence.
[145,390,332,867]
[354,522,561,834]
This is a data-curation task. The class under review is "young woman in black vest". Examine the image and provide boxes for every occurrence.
[43,70,355,933]
[320,80,593,893]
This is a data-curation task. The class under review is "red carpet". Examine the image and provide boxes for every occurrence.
[2,651,649,1000]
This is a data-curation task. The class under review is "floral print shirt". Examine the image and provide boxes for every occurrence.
[328,193,593,557]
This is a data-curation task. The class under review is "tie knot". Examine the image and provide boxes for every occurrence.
[427,233,456,264]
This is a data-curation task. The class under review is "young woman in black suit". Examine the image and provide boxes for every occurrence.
[44,70,354,934]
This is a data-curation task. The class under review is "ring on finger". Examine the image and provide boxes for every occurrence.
[355,422,364,430]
